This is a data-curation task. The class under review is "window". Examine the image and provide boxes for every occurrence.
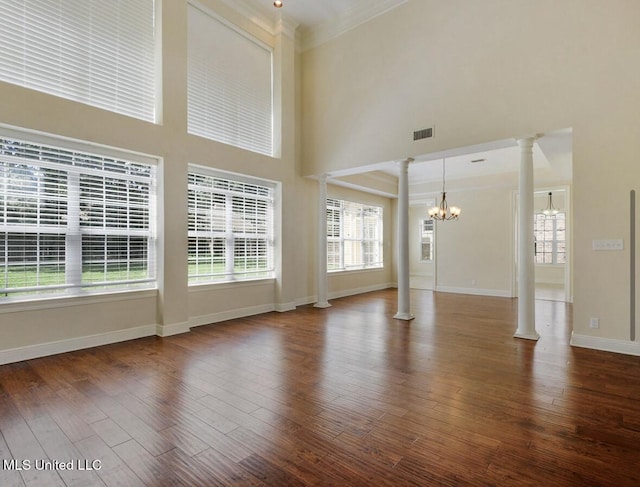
[327,199,383,271]
[420,218,434,261]
[188,3,273,156]
[188,167,275,283]
[0,0,158,122]
[534,212,566,264]
[0,133,157,301]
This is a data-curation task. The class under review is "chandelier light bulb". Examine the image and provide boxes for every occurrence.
[542,192,559,217]
[273,0,283,7]
[428,159,460,221]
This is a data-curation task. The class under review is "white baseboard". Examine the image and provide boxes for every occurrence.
[329,282,395,300]
[0,324,157,365]
[295,284,394,307]
[274,301,297,313]
[570,332,640,356]
[295,295,317,307]
[189,303,276,328]
[435,286,512,298]
[156,321,191,337]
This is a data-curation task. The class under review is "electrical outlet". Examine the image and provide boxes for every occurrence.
[590,317,600,329]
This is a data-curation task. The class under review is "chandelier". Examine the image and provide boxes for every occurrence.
[542,191,559,217]
[428,158,461,221]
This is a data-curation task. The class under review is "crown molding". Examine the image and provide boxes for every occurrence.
[217,0,299,39]
[301,0,408,52]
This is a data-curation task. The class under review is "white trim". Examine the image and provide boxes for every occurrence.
[296,295,317,307]
[329,282,394,300]
[274,302,296,313]
[0,289,158,315]
[435,286,513,298]
[189,303,276,328]
[156,321,191,337]
[295,283,394,306]
[0,125,161,166]
[301,0,408,52]
[0,325,156,366]
[570,332,640,357]
[188,278,275,293]
[328,177,397,199]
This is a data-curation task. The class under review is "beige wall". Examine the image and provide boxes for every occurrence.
[409,205,434,285]
[326,184,395,298]
[0,0,324,360]
[302,0,640,345]
[434,188,514,296]
[2,0,638,360]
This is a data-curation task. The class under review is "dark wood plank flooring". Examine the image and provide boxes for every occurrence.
[1,289,640,486]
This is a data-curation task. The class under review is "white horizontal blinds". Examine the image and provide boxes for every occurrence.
[0,137,156,300]
[326,198,383,271]
[0,0,157,122]
[188,170,274,283]
[188,4,273,156]
[326,198,342,270]
[362,205,383,267]
[342,201,363,269]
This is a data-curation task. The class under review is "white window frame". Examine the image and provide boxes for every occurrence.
[534,212,566,265]
[188,166,276,284]
[187,2,273,156]
[0,0,159,122]
[327,198,383,272]
[420,218,434,262]
[0,129,158,303]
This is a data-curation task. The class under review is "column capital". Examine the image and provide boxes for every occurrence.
[516,134,543,149]
[397,157,413,173]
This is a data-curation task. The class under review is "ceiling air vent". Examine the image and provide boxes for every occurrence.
[413,127,433,141]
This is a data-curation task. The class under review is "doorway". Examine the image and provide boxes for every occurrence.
[409,201,436,290]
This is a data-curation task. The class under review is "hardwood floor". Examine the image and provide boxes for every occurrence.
[1,289,640,486]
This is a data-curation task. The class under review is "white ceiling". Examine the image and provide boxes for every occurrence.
[406,130,573,184]
[222,0,408,50]
[328,129,573,194]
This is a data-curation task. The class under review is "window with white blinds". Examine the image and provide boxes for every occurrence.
[534,212,566,264]
[188,167,275,284]
[327,198,383,272]
[187,3,273,156]
[0,134,157,301]
[0,0,158,122]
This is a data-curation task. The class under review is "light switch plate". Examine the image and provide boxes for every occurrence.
[592,239,624,251]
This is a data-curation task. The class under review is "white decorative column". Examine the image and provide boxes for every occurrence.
[394,158,415,320]
[314,174,331,308]
[515,137,539,340]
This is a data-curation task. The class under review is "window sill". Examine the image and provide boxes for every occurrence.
[0,288,158,315]
[328,267,384,276]
[188,277,276,293]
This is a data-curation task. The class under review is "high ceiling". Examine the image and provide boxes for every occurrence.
[221,0,408,50]
[222,1,573,191]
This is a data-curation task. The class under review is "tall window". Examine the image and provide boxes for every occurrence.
[534,212,566,264]
[420,218,434,261]
[327,199,383,271]
[188,3,273,156]
[0,134,157,301]
[0,0,158,122]
[188,167,275,283]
